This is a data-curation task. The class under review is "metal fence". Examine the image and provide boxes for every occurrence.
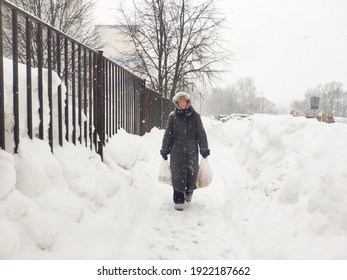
[0,0,173,160]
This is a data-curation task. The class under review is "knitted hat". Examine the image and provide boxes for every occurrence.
[172,92,191,109]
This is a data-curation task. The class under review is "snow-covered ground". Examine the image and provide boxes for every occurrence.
[2,57,347,279]
[1,113,347,260]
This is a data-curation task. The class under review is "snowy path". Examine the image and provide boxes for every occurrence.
[102,116,347,260]
[118,188,237,260]
[103,121,250,259]
[110,137,239,259]
[100,122,242,260]
[2,115,347,259]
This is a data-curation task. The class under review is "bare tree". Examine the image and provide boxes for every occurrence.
[291,81,347,117]
[11,0,97,45]
[204,86,236,115]
[117,0,231,99]
[2,0,100,68]
[203,77,278,116]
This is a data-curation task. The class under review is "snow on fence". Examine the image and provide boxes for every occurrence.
[0,0,172,160]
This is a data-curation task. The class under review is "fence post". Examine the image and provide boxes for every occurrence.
[12,9,19,153]
[25,17,33,140]
[140,79,146,136]
[37,22,44,140]
[96,50,104,160]
[159,94,165,129]
[0,2,5,150]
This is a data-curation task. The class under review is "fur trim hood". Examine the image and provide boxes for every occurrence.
[172,92,191,109]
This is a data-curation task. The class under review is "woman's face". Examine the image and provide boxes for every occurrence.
[178,99,188,109]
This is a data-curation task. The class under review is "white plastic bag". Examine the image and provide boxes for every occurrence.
[196,158,213,188]
[158,160,172,185]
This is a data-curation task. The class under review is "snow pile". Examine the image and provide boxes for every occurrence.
[0,114,346,259]
[1,56,347,259]
[208,114,347,259]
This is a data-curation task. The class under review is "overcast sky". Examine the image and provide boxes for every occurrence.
[93,0,347,107]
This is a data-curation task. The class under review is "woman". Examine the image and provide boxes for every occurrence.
[160,92,210,211]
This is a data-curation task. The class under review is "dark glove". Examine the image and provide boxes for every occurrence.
[200,148,210,159]
[160,149,170,160]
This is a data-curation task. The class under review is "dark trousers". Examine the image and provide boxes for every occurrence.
[173,188,194,204]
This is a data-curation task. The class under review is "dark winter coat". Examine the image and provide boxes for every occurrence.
[161,105,208,193]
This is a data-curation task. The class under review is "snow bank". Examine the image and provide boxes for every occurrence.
[207,114,347,259]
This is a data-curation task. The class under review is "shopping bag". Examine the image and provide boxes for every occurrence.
[196,158,213,188]
[158,160,172,185]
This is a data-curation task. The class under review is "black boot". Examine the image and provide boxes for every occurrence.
[173,189,185,211]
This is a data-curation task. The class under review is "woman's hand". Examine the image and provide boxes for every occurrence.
[160,149,170,160]
[200,148,210,158]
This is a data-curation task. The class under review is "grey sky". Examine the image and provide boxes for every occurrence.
[94,0,347,107]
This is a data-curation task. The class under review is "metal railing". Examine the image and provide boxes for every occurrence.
[0,0,173,160]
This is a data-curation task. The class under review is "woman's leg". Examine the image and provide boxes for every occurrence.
[185,162,197,200]
[173,189,185,204]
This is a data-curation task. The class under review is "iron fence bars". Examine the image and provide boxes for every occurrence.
[36,21,43,140]
[106,60,110,138]
[109,63,113,136]
[25,16,33,140]
[0,0,172,160]
[117,65,121,131]
[0,2,4,150]
[96,50,104,160]
[141,81,148,135]
[104,59,109,142]
[77,44,82,145]
[134,78,144,136]
[90,52,96,151]
[111,63,115,136]
[102,58,139,139]
[57,33,63,146]
[128,74,132,133]
[143,88,162,133]
[139,79,146,136]
[127,71,131,133]
[64,37,69,142]
[124,70,129,132]
[47,28,53,152]
[71,41,76,144]
[109,60,112,138]
[83,48,88,148]
[161,97,174,129]
[110,62,114,136]
[121,68,125,129]
[131,74,135,133]
[111,62,115,135]
[129,73,134,134]
[115,65,119,134]
[92,52,98,151]
[12,8,19,153]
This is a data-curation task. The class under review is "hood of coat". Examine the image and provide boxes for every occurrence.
[172,92,191,109]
